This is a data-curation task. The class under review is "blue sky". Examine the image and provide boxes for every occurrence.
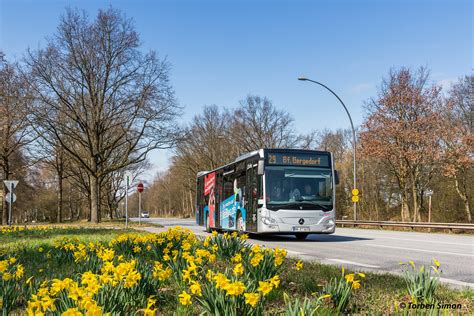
[1,0,472,181]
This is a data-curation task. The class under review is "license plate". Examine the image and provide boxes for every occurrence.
[293,226,310,232]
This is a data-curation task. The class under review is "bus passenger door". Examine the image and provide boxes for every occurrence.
[245,163,258,232]
[196,177,203,225]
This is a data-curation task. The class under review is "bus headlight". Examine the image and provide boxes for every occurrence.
[324,219,335,230]
[261,216,277,225]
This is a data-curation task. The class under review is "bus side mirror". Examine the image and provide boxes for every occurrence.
[334,170,340,185]
[257,160,264,175]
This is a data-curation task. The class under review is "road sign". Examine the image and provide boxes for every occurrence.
[352,189,359,196]
[124,172,132,186]
[124,172,132,229]
[4,180,19,190]
[137,182,144,193]
[5,192,16,203]
[352,195,359,203]
[3,180,18,226]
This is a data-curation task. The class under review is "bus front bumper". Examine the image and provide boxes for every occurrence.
[257,216,336,234]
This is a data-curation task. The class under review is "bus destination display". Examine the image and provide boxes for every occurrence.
[267,152,329,167]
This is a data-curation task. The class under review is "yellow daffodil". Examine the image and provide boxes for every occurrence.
[295,260,304,271]
[0,260,8,273]
[250,253,264,267]
[224,281,246,296]
[233,263,244,276]
[257,281,273,296]
[345,273,355,283]
[231,253,242,263]
[251,244,261,253]
[178,290,192,305]
[352,280,361,289]
[15,264,24,279]
[213,273,230,289]
[270,275,280,288]
[61,308,82,316]
[244,292,259,307]
[190,281,202,296]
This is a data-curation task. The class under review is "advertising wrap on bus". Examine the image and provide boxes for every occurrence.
[203,172,216,228]
[220,192,246,230]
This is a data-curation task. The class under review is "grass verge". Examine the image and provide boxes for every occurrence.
[0,226,471,315]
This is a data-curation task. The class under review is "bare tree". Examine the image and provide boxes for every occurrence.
[27,8,181,222]
[0,55,33,224]
[360,67,443,222]
[441,75,474,222]
[228,95,304,152]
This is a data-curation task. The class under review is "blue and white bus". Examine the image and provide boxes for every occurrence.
[195,148,338,240]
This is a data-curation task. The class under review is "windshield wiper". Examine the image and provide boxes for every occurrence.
[295,201,330,211]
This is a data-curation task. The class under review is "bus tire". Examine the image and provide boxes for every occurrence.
[236,211,245,232]
[295,233,309,240]
[205,212,211,233]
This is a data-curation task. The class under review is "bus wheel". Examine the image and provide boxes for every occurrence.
[205,212,211,233]
[236,212,245,232]
[295,233,309,240]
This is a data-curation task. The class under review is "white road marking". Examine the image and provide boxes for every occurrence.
[350,234,473,247]
[365,244,474,257]
[327,258,381,268]
[286,250,305,256]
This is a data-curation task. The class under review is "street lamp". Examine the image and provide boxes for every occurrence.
[298,77,358,220]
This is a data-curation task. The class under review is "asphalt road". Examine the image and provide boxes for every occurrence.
[131,217,474,288]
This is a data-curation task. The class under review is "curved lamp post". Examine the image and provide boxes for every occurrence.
[298,77,358,220]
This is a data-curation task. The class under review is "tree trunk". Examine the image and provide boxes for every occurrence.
[57,174,63,223]
[411,181,419,222]
[401,190,411,222]
[1,192,7,226]
[2,160,10,225]
[454,177,472,223]
[109,202,114,220]
[90,174,99,223]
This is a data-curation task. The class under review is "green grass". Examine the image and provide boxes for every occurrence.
[280,260,473,314]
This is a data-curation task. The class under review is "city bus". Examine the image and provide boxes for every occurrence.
[195,148,338,240]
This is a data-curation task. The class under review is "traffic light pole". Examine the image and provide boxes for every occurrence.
[8,182,13,226]
[138,192,142,225]
[125,180,129,229]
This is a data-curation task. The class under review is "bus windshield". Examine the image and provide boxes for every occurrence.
[265,166,333,210]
